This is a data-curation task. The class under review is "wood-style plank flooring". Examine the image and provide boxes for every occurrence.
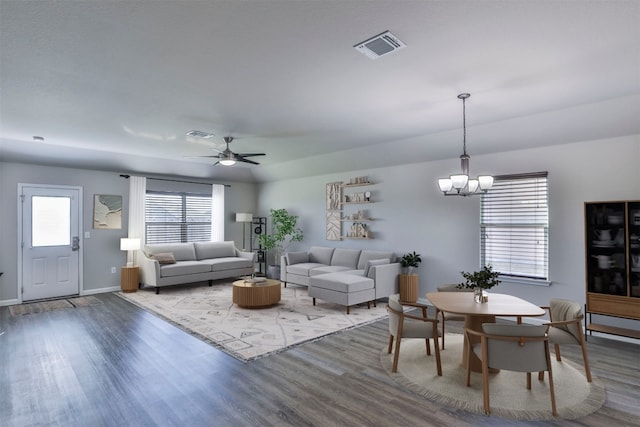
[1,292,639,426]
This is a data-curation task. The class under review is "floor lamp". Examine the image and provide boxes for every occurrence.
[235,213,253,250]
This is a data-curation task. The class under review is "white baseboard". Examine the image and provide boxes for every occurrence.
[0,286,121,306]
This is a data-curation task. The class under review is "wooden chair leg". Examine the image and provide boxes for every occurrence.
[433,337,442,376]
[579,339,593,382]
[440,311,446,350]
[526,372,532,390]
[538,371,545,381]
[554,343,562,361]
[425,339,431,356]
[545,344,558,416]
[392,335,402,373]
[387,335,394,354]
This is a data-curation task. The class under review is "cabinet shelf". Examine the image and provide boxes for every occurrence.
[341,182,374,188]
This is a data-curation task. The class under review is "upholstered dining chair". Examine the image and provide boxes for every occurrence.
[465,324,557,417]
[541,298,592,382]
[436,284,473,349]
[386,294,442,375]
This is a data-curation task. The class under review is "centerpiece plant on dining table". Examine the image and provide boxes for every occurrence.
[457,265,501,303]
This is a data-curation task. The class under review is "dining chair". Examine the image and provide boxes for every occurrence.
[465,323,557,416]
[386,294,442,375]
[541,298,592,382]
[436,284,473,349]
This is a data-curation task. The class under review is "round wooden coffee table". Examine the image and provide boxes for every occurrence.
[232,278,281,308]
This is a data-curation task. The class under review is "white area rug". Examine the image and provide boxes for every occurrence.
[381,334,605,421]
[117,282,387,361]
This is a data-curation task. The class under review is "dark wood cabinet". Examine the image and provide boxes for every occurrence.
[584,200,640,339]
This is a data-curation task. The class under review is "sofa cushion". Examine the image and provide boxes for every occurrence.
[202,257,253,271]
[331,248,361,269]
[286,251,309,265]
[309,265,353,276]
[194,241,236,260]
[145,243,196,262]
[159,261,211,277]
[286,263,327,277]
[308,247,335,265]
[150,252,176,265]
[365,259,390,278]
[309,272,374,293]
[357,250,395,270]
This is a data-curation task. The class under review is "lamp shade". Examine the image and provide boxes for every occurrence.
[235,213,253,222]
[120,238,141,251]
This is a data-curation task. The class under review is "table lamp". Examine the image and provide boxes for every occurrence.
[120,237,141,267]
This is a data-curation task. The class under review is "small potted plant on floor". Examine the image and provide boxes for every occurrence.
[399,251,422,302]
[457,264,501,303]
[258,208,304,279]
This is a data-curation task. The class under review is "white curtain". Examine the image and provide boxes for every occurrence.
[211,183,225,241]
[128,176,146,242]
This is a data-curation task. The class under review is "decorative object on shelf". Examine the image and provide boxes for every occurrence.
[258,208,304,278]
[399,251,422,303]
[457,264,501,303]
[326,182,342,241]
[250,216,267,276]
[348,176,370,185]
[235,212,253,250]
[120,237,141,267]
[437,93,494,196]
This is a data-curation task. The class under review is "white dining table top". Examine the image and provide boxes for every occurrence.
[425,292,546,318]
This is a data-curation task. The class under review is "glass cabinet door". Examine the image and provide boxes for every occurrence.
[586,202,627,295]
[628,202,640,298]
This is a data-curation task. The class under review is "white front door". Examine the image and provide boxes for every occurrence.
[20,185,82,301]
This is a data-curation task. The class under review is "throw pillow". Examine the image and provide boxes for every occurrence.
[151,252,176,265]
[286,251,309,265]
[365,258,390,278]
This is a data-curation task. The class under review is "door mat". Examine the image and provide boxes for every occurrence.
[9,296,102,316]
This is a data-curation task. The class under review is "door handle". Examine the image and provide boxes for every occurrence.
[72,236,80,251]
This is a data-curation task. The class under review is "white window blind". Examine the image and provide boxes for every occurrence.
[481,172,549,280]
[145,191,212,244]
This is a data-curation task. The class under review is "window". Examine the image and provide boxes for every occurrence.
[145,190,212,244]
[481,172,549,281]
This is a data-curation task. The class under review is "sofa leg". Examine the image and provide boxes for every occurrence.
[367,301,371,309]
[346,306,350,315]
[208,280,213,287]
[313,297,316,306]
[373,300,377,307]
[155,287,160,295]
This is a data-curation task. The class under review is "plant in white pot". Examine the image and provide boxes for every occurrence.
[399,251,422,302]
[258,208,304,279]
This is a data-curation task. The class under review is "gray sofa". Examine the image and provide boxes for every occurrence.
[281,247,401,313]
[139,241,255,293]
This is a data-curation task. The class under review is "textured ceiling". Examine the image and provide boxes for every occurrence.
[1,0,639,182]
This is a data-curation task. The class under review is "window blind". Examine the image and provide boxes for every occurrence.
[145,191,212,244]
[481,172,549,280]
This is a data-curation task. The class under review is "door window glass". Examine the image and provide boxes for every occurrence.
[32,196,71,247]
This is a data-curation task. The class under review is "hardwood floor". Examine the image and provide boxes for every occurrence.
[1,292,638,426]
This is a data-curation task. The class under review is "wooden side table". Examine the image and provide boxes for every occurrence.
[121,266,139,293]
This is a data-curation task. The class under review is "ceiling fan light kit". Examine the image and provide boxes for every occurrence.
[187,134,265,166]
[438,93,494,197]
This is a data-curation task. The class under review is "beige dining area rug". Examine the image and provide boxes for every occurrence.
[381,334,605,421]
[117,282,387,361]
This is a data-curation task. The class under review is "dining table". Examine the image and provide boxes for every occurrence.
[425,291,546,372]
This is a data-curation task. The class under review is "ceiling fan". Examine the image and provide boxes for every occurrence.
[190,135,265,166]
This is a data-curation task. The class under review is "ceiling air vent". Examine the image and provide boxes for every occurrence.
[354,31,406,59]
[186,130,215,139]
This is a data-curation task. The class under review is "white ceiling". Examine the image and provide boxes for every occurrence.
[1,0,639,183]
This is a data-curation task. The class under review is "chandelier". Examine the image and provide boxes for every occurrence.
[438,93,493,196]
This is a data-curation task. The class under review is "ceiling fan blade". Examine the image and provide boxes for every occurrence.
[237,153,265,157]
[237,157,260,165]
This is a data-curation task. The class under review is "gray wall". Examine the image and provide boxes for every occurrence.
[0,162,257,303]
[257,135,640,329]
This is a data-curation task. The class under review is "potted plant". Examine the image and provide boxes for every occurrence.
[399,251,422,302]
[457,264,501,303]
[258,208,304,279]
